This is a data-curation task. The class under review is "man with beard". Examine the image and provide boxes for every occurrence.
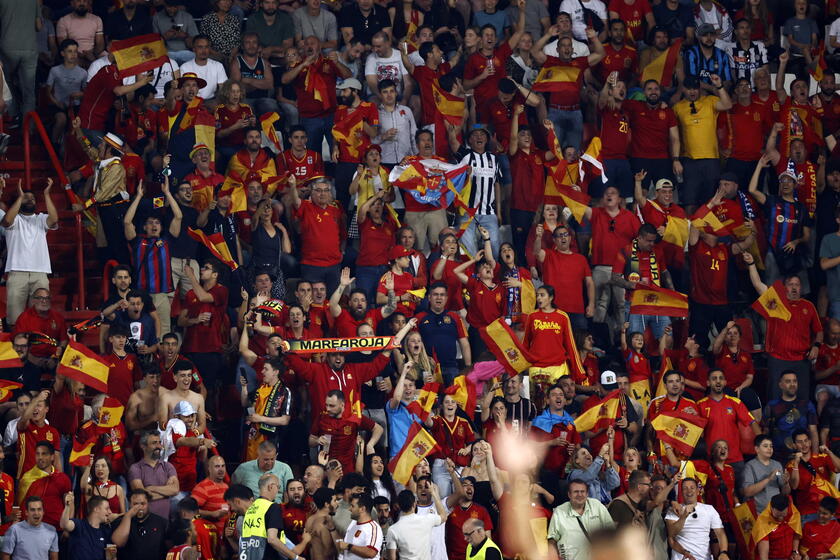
[244,0,294,64]
[625,80,681,191]
[184,144,224,213]
[336,494,383,560]
[639,27,684,91]
[110,489,168,560]
[56,0,104,67]
[332,78,380,210]
[165,72,214,180]
[127,431,179,521]
[330,267,397,337]
[225,127,279,194]
[595,19,638,86]
[231,32,280,116]
[444,476,493,560]
[293,0,338,49]
[281,480,309,545]
[812,73,840,137]
[608,470,652,528]
[304,488,340,560]
[281,36,351,153]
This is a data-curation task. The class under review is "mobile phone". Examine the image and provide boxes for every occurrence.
[174,24,184,30]
[327,459,340,470]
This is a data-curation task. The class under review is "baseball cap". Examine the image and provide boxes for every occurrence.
[174,400,197,416]
[388,245,412,261]
[696,23,716,36]
[654,178,674,190]
[337,78,363,91]
[600,370,618,390]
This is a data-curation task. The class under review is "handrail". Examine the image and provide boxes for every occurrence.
[22,111,86,310]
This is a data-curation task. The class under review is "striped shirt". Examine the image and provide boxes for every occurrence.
[727,41,768,84]
[683,44,733,85]
[764,195,810,250]
[130,234,174,294]
[457,148,500,216]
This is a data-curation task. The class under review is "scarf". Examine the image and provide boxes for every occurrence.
[532,409,575,433]
[628,239,659,286]
[502,266,522,319]
[737,190,756,220]
[257,381,285,434]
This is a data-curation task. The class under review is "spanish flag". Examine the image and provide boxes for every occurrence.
[407,287,427,300]
[574,389,621,433]
[110,33,168,78]
[389,423,441,485]
[810,41,829,82]
[187,228,239,270]
[0,380,22,403]
[344,388,364,424]
[629,284,689,318]
[69,430,97,467]
[647,200,689,249]
[57,341,109,393]
[303,64,329,103]
[445,375,476,414]
[546,181,590,223]
[407,382,440,422]
[0,333,23,369]
[533,56,583,93]
[332,109,366,161]
[750,498,802,550]
[690,204,739,237]
[96,397,124,428]
[260,112,283,154]
[653,355,673,399]
[169,97,216,160]
[651,410,708,456]
[431,81,465,127]
[751,281,791,322]
[479,318,533,375]
[732,501,758,560]
[641,39,683,89]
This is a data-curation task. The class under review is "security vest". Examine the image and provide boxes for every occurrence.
[466,536,501,560]
[240,497,284,560]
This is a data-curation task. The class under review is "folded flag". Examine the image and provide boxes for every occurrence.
[751,280,792,322]
[574,389,621,433]
[407,382,441,423]
[690,204,742,237]
[187,228,239,270]
[0,380,22,403]
[407,287,427,300]
[650,410,708,456]
[479,318,533,376]
[629,284,689,318]
[110,34,168,78]
[332,109,367,161]
[344,388,364,425]
[303,63,329,103]
[389,423,441,485]
[58,341,110,393]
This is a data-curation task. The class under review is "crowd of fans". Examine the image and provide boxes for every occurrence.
[3,0,840,559]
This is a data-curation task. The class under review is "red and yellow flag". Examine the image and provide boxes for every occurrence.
[444,375,476,414]
[58,341,109,393]
[389,423,441,485]
[479,318,533,375]
[96,397,125,428]
[69,429,97,467]
[574,389,621,433]
[0,333,23,369]
[431,81,465,127]
[751,281,792,322]
[332,109,366,160]
[304,64,329,102]
[690,204,741,237]
[650,410,708,456]
[548,181,590,223]
[629,284,689,318]
[187,228,239,270]
[344,388,364,425]
[110,33,168,78]
[750,498,802,551]
[260,112,283,153]
[533,57,583,93]
[579,137,607,191]
[641,39,683,88]
[407,382,441,423]
[810,41,829,82]
[0,380,22,403]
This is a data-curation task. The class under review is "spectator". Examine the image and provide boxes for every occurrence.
[60,494,113,560]
[56,0,103,68]
[199,0,242,62]
[127,431,180,521]
[288,177,344,292]
[231,440,293,502]
[653,0,694,42]
[191,454,229,535]
[152,0,199,66]
[339,0,392,47]
[244,0,294,64]
[293,0,338,49]
[15,390,61,479]
[180,35,229,105]
[18,441,71,529]
[782,0,818,79]
[1,496,58,560]
[721,78,772,188]
[0,0,40,120]
[800,496,840,557]
[386,488,446,560]
[626,81,681,191]
[370,81,414,153]
[232,32,282,115]
[665,477,728,560]
[734,0,774,44]
[110,489,168,560]
[46,39,87,146]
[762,371,818,462]
[728,18,768,85]
[539,12,591,58]
[240,356,292,461]
[105,0,153,42]
[507,0,549,43]
[693,0,733,49]
[753,495,800,560]
[608,0,655,45]
[332,78,380,210]
[547,479,615,558]
[608,469,652,528]
[786,429,840,523]
[684,24,733,89]
[473,0,510,39]
[697,369,761,469]
[77,63,152,145]
[335,493,383,559]
[815,319,840,415]
[742,434,791,514]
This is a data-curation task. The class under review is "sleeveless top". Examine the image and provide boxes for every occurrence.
[237,55,268,98]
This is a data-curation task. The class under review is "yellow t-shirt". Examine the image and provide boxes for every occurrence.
[674,95,720,160]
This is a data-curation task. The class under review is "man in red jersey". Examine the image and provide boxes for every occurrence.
[534,223,594,329]
[77,63,152,144]
[815,319,840,415]
[752,67,780,121]
[280,36,351,152]
[800,496,840,559]
[157,333,204,396]
[754,495,800,560]
[721,78,773,188]
[744,251,823,401]
[309,391,383,473]
[289,175,345,293]
[646,371,698,454]
[14,288,67,369]
[811,73,840,137]
[183,144,224,213]
[688,226,732,342]
[275,125,324,188]
[462,0,526,122]
[595,19,638,86]
[19,441,71,528]
[404,42,452,128]
[103,324,141,407]
[697,369,761,469]
[786,430,840,520]
[177,497,219,560]
[444,476,494,560]
[634,174,687,279]
[625,80,681,190]
[16,390,61,478]
[281,479,309,545]
[329,267,396,338]
[508,111,551,261]
[608,0,655,44]
[595,72,632,198]
[332,77,380,210]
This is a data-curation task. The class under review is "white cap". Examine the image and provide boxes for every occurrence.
[173,400,196,416]
[337,78,363,91]
[600,370,618,388]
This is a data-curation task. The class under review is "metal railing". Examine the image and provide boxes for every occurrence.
[22,111,86,309]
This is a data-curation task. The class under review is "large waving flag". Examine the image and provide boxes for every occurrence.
[810,41,829,82]
[629,284,689,317]
[332,109,367,161]
[96,397,125,428]
[533,56,583,93]
[444,375,476,414]
[187,228,239,270]
[110,34,168,78]
[58,341,109,393]
[0,334,23,369]
[574,390,621,433]
[650,410,707,456]
[751,281,791,321]
[431,81,465,126]
[732,501,758,560]
[389,423,441,485]
[388,159,471,208]
[479,318,533,375]
[641,39,683,88]
[407,382,441,423]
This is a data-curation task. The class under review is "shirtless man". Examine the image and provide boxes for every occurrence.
[125,366,163,433]
[158,361,206,433]
[304,487,340,560]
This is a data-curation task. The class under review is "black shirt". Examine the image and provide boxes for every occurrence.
[338,4,391,46]
[119,513,167,560]
[264,503,286,560]
[165,205,200,259]
[105,6,153,41]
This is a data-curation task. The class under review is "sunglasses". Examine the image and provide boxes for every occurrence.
[690,101,698,115]
[609,219,616,233]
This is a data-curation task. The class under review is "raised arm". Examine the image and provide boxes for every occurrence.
[742,252,767,294]
[748,154,771,206]
[123,181,144,241]
[586,28,606,67]
[776,51,789,104]
[389,361,414,409]
[0,180,23,228]
[506,0,527,49]
[329,267,354,318]
[453,250,483,284]
[59,491,76,532]
[43,178,58,228]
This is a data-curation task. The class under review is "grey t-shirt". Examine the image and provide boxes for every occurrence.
[1,521,59,559]
[742,458,785,514]
[783,16,818,56]
[151,9,199,52]
[820,233,840,303]
[292,7,338,44]
[47,63,87,106]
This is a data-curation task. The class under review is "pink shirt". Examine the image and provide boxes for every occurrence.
[56,13,103,53]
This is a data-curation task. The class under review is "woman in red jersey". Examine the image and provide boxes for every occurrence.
[523,285,584,391]
[454,249,505,352]
[525,203,578,274]
[80,455,125,521]
[214,80,254,172]
[486,240,535,324]
[432,232,477,313]
[573,330,601,398]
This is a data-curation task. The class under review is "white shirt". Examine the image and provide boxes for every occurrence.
[665,503,723,560]
[179,58,228,99]
[385,512,443,560]
[543,37,590,58]
[558,0,606,42]
[87,53,110,81]
[4,213,56,274]
[364,49,409,96]
[343,519,383,560]
[416,503,448,560]
[829,16,840,51]
[374,103,417,165]
[162,417,188,461]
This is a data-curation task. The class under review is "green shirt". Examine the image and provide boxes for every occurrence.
[547,498,616,560]
[245,10,294,48]
[231,459,294,503]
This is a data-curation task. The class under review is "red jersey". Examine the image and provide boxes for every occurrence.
[437,258,469,311]
[487,95,527,152]
[214,103,254,148]
[334,308,384,338]
[509,148,546,211]
[703,462,737,514]
[608,0,652,42]
[641,200,687,267]
[624,100,677,159]
[540,249,591,314]
[159,354,203,391]
[357,215,397,267]
[0,473,14,535]
[577,352,600,388]
[105,352,141,406]
[281,502,309,544]
[765,298,821,361]
[169,425,201,491]
[465,277,504,328]
[752,91,781,121]
[23,471,71,528]
[76,422,127,475]
[688,240,730,305]
[597,43,638,84]
[715,347,754,390]
[14,308,67,358]
[673,351,709,401]
[721,102,771,161]
[275,149,324,185]
[801,519,840,557]
[310,412,376,473]
[47,389,83,437]
[182,285,229,354]
[294,201,344,267]
[192,516,219,560]
[191,479,230,535]
[377,269,416,317]
[813,92,840,135]
[816,344,840,385]
[760,521,797,558]
[530,418,580,473]
[646,394,699,424]
[412,62,451,126]
[333,102,379,163]
[292,58,342,118]
[542,56,588,107]
[623,348,652,384]
[17,422,60,478]
[463,44,513,117]
[78,64,122,130]
[599,106,631,159]
[786,453,838,515]
[184,170,224,213]
[523,310,583,375]
[429,416,475,467]
[697,394,756,463]
[445,502,494,560]
[590,208,640,266]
